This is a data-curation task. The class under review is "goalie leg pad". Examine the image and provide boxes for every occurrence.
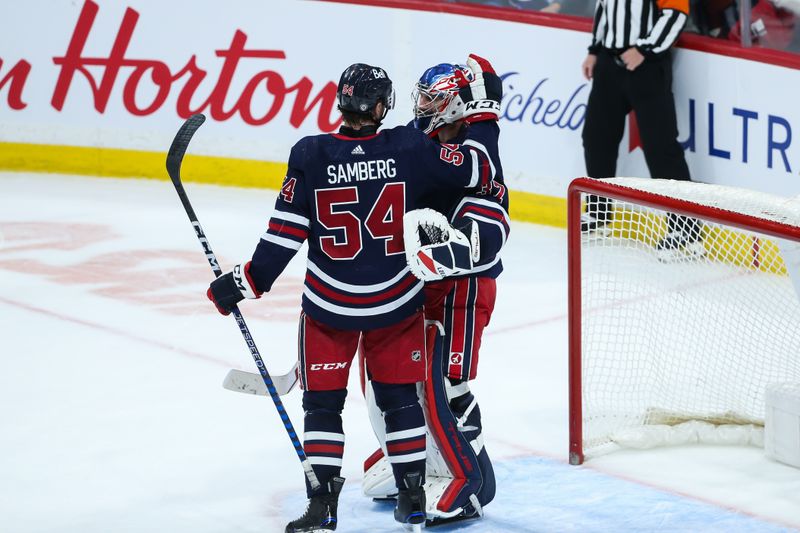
[362,448,398,500]
[423,329,495,518]
[361,303,497,515]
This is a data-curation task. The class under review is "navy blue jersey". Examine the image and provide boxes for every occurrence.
[248,123,497,331]
[418,121,510,279]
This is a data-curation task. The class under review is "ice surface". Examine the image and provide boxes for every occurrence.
[1,173,798,532]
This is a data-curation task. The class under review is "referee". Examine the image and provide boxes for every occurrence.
[581,0,700,254]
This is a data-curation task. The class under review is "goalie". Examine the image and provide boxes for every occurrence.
[361,58,509,526]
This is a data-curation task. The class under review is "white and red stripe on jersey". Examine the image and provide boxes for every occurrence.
[302,260,424,322]
[451,196,510,276]
[261,208,309,251]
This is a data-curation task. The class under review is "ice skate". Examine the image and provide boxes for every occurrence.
[285,477,344,533]
[394,472,426,532]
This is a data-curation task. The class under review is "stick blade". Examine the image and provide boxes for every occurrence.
[166,113,206,183]
[223,365,299,397]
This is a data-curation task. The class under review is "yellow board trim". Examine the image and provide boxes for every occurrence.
[0,142,288,190]
[603,208,787,275]
[509,189,567,228]
[0,141,567,227]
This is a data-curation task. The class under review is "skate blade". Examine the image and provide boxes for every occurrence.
[400,511,426,532]
[425,512,482,527]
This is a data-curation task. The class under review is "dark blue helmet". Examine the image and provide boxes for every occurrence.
[412,63,472,135]
[337,63,395,121]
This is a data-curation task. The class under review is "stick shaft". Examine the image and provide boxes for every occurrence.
[166,114,320,490]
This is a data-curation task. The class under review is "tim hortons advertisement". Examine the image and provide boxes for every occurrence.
[1,0,799,198]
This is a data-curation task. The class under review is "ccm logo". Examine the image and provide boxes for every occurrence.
[310,362,348,371]
[465,100,500,111]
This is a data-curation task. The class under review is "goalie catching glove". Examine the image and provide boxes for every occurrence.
[404,209,480,282]
[207,261,261,315]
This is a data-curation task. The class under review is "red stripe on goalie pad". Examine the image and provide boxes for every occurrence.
[364,448,384,472]
[438,478,468,512]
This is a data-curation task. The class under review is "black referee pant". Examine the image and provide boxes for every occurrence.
[582,49,696,238]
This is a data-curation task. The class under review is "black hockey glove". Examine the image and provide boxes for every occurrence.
[207,262,260,316]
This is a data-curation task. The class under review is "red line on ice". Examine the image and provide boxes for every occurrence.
[0,295,232,368]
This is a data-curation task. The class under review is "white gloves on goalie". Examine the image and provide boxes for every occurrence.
[404,208,481,281]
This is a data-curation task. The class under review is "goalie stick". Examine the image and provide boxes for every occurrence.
[223,364,299,397]
[166,113,320,491]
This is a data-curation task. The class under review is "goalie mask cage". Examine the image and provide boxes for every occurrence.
[568,177,800,465]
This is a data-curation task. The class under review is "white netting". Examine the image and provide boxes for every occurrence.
[577,178,800,458]
[603,177,800,224]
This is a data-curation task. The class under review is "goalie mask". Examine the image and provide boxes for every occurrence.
[412,63,472,136]
[337,63,395,122]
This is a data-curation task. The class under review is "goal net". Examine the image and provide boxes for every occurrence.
[568,177,800,465]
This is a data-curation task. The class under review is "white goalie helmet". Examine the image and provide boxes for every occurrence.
[412,63,473,136]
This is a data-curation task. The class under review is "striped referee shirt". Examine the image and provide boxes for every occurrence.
[589,0,688,55]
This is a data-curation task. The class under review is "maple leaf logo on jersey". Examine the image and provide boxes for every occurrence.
[351,145,365,155]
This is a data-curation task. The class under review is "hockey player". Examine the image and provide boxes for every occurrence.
[206,60,502,532]
[362,58,509,526]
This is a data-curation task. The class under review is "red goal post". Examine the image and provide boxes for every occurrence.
[567,177,800,465]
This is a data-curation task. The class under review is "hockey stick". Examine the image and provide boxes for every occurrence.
[223,364,299,397]
[166,114,320,491]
